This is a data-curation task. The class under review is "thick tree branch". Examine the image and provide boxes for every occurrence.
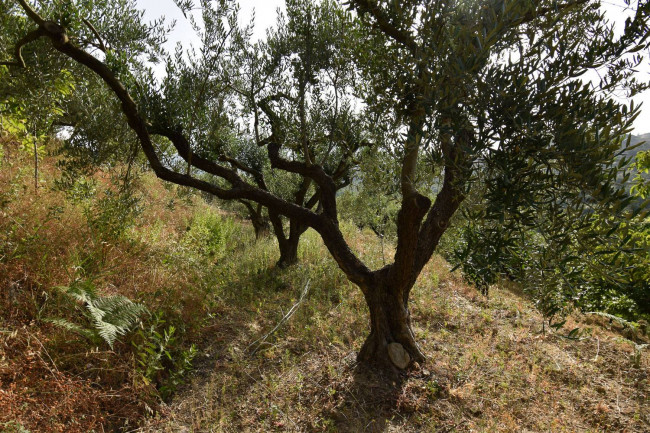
[258,95,339,220]
[412,122,474,286]
[16,0,45,26]
[148,124,244,186]
[385,100,432,293]
[12,2,322,221]
[14,0,374,291]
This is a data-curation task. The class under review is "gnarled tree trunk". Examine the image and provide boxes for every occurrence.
[277,233,300,268]
[250,211,270,240]
[251,216,270,240]
[358,270,425,370]
[270,210,308,268]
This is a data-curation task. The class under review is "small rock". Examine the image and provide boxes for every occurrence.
[388,342,410,369]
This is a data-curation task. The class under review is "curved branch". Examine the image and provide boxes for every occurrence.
[148,124,243,186]
[12,6,323,223]
[82,17,107,52]
[412,124,474,284]
[14,0,374,289]
[17,0,46,27]
[0,27,45,67]
[258,95,339,220]
[218,153,267,189]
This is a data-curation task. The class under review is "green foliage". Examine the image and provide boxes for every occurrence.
[53,168,143,241]
[632,149,650,198]
[47,278,148,349]
[3,0,650,378]
[182,209,228,258]
[0,64,75,144]
[450,206,650,321]
[580,216,650,319]
[55,171,98,203]
[133,312,198,400]
[338,188,398,239]
[0,421,31,433]
[337,148,406,240]
[85,187,143,240]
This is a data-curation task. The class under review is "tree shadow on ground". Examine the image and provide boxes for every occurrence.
[325,362,408,433]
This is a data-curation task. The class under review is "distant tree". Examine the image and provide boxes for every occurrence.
[632,134,650,198]
[219,0,369,265]
[4,0,649,371]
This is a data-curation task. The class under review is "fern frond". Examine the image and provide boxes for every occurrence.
[86,295,148,348]
[585,311,634,328]
[44,317,98,341]
[52,282,148,349]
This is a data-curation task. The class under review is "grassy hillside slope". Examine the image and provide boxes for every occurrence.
[1,135,648,432]
[141,264,650,432]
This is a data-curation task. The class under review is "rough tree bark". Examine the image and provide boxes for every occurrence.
[277,233,300,267]
[270,210,309,268]
[358,269,425,369]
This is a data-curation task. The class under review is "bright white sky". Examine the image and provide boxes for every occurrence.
[137,0,285,45]
[136,0,650,134]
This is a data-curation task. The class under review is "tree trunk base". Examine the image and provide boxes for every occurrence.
[253,223,271,240]
[276,255,299,268]
[276,236,300,268]
[357,330,425,370]
[358,286,426,371]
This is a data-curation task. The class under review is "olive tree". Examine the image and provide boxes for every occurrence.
[222,0,369,266]
[4,0,649,370]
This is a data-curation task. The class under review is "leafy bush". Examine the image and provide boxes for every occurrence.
[183,209,227,258]
[133,312,198,400]
[85,187,142,240]
[449,212,650,322]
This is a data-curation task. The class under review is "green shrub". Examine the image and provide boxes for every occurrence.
[183,208,227,258]
[133,312,198,400]
[85,187,142,240]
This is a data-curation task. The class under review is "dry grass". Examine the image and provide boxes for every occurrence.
[139,234,649,433]
[0,137,238,431]
[1,135,648,432]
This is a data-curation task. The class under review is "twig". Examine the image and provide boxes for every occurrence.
[247,280,310,356]
[82,17,107,52]
[593,336,600,362]
[26,331,60,375]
